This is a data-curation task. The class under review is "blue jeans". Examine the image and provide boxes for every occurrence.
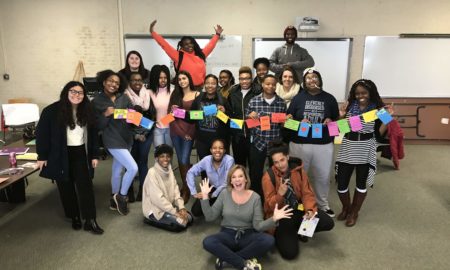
[145,212,193,232]
[154,127,172,147]
[131,133,153,187]
[108,148,138,196]
[171,134,194,165]
[203,228,275,269]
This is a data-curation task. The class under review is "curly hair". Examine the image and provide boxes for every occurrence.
[346,79,385,112]
[177,36,205,61]
[58,81,95,129]
[96,69,127,93]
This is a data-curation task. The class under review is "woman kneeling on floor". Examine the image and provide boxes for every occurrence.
[142,144,193,232]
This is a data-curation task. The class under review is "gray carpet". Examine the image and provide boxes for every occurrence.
[1,145,449,269]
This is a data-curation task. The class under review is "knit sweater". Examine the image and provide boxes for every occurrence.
[142,162,185,220]
[269,43,315,80]
[152,31,220,86]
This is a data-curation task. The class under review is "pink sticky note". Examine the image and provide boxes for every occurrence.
[173,108,186,119]
[327,122,339,136]
[349,116,363,132]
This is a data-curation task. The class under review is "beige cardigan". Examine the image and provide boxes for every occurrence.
[142,163,185,220]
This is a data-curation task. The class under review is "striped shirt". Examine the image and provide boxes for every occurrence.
[245,94,286,151]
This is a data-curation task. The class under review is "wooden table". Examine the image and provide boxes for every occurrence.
[0,140,38,203]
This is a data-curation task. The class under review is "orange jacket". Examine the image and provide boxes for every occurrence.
[262,160,318,223]
[152,31,220,86]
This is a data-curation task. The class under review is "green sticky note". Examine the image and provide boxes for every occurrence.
[190,110,204,120]
[284,119,300,131]
[337,119,351,134]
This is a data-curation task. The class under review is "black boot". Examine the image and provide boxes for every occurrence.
[71,216,82,230]
[136,185,143,202]
[84,219,104,235]
[128,185,135,203]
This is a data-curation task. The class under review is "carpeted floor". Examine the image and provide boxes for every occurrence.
[0,145,449,270]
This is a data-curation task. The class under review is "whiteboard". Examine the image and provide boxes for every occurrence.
[363,36,450,97]
[124,34,242,80]
[253,38,352,102]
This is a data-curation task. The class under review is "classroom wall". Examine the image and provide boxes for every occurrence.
[1,0,450,109]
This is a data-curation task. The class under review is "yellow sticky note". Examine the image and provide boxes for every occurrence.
[362,109,378,123]
[216,110,229,124]
[114,109,128,119]
[334,132,345,144]
[297,204,304,211]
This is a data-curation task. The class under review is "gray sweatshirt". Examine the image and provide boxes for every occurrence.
[201,189,275,231]
[269,43,315,80]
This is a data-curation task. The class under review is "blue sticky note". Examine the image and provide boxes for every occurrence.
[312,123,323,138]
[298,122,310,137]
[140,117,154,129]
[203,104,218,116]
[376,108,393,125]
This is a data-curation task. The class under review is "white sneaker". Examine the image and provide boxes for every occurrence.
[243,258,262,270]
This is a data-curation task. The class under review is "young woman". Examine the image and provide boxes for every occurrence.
[335,79,394,227]
[119,50,151,87]
[186,139,234,217]
[275,66,301,109]
[286,68,339,217]
[218,69,235,99]
[246,74,287,198]
[142,144,193,232]
[168,71,199,203]
[262,141,334,259]
[92,70,138,216]
[200,165,292,270]
[191,74,228,160]
[125,72,154,202]
[149,20,223,88]
[149,64,173,147]
[36,81,103,234]
[252,57,270,86]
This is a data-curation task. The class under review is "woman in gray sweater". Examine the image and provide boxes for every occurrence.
[200,164,292,270]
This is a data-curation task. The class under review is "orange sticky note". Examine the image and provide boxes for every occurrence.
[160,114,175,126]
[245,118,260,128]
[271,112,286,123]
[127,111,143,126]
[260,116,271,131]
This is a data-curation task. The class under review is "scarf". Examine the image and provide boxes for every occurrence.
[275,83,300,108]
[125,85,150,111]
[348,100,377,116]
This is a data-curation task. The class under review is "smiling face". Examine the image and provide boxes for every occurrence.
[127,53,141,70]
[159,71,168,88]
[281,70,294,89]
[68,85,85,106]
[271,152,289,175]
[130,73,143,92]
[256,63,269,80]
[284,29,297,44]
[156,153,171,169]
[219,71,231,87]
[230,168,248,191]
[304,73,320,90]
[355,85,370,106]
[262,77,277,97]
[210,140,225,162]
[103,75,120,95]
[181,38,194,53]
[238,72,252,90]
[178,74,190,89]
[204,77,218,96]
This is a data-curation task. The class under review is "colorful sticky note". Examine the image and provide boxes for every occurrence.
[334,133,345,144]
[311,123,323,138]
[216,110,229,124]
[230,118,244,129]
[298,122,310,137]
[114,109,127,119]
[245,118,260,128]
[327,121,339,136]
[127,111,143,126]
[362,109,378,123]
[260,116,271,131]
[376,108,393,124]
[140,117,154,129]
[271,112,286,123]
[160,114,175,126]
[203,104,218,116]
[173,108,186,119]
[337,119,351,134]
[284,119,300,131]
[349,116,363,132]
[190,110,204,120]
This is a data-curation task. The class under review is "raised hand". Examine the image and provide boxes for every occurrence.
[214,24,223,35]
[272,203,293,222]
[199,178,213,199]
[149,20,157,33]
[339,101,348,118]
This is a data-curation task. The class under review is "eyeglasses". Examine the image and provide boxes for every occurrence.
[238,77,251,81]
[305,77,318,82]
[69,89,84,96]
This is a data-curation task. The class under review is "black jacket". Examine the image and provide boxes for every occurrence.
[225,83,262,137]
[36,101,99,181]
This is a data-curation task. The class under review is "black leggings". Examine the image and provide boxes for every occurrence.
[336,162,369,191]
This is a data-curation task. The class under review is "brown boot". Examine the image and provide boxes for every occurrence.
[346,190,367,227]
[178,164,191,203]
[337,191,351,221]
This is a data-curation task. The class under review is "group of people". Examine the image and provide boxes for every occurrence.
[35,22,394,270]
